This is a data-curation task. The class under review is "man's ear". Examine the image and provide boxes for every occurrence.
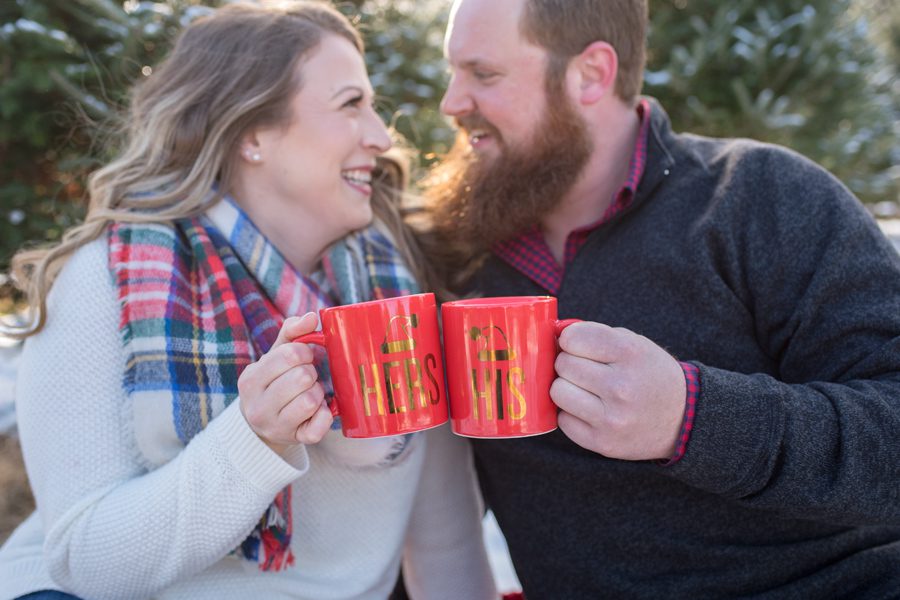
[571,41,618,105]
[239,130,264,164]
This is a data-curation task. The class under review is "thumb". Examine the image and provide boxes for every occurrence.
[272,311,320,348]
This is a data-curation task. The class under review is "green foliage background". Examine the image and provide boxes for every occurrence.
[1,0,898,284]
[645,0,899,210]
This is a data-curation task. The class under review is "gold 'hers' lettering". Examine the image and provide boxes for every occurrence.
[357,353,441,416]
[358,363,385,417]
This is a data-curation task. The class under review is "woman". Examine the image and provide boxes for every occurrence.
[0,2,496,599]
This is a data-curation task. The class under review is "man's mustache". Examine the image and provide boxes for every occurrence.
[454,114,499,137]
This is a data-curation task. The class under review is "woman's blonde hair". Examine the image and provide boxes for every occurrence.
[9,0,436,338]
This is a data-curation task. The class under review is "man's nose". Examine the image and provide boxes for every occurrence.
[440,75,475,117]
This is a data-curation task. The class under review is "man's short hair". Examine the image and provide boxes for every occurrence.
[520,0,648,102]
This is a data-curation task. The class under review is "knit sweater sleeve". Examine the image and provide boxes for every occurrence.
[401,425,497,600]
[662,146,900,526]
[15,238,310,600]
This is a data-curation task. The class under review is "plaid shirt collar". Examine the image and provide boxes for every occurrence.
[493,98,651,294]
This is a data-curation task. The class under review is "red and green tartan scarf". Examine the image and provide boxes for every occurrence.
[107,196,418,572]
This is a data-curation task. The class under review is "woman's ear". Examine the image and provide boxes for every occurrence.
[239,131,264,164]
[571,41,618,106]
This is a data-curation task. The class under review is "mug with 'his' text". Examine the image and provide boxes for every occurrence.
[441,296,578,438]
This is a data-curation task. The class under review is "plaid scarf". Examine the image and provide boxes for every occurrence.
[108,197,418,572]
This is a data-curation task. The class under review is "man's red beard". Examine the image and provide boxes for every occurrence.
[423,86,593,259]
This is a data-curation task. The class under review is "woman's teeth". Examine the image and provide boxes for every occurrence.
[341,170,372,185]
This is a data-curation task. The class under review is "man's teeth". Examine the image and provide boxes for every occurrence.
[342,170,372,185]
[470,130,488,143]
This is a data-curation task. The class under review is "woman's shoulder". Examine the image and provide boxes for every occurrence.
[65,234,109,269]
[28,235,119,352]
[49,236,113,310]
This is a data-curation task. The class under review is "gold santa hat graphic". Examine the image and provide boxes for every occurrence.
[381,314,419,354]
[468,325,517,362]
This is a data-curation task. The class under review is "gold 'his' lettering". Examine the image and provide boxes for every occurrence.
[469,366,528,421]
[358,363,385,416]
[507,367,526,420]
[470,368,495,420]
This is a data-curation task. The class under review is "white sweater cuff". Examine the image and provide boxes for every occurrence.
[209,401,310,493]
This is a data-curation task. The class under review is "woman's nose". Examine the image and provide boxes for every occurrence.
[363,108,392,153]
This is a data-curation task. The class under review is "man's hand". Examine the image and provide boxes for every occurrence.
[551,321,687,461]
[238,312,333,455]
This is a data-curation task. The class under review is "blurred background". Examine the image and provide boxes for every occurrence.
[0,0,898,577]
[1,0,898,298]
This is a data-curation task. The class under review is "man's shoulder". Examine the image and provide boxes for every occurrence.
[675,131,817,176]
[663,129,851,211]
[645,99,836,186]
[643,108,865,234]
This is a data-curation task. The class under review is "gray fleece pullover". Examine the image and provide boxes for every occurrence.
[470,98,900,599]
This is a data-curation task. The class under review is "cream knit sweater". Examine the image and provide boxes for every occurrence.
[0,238,496,600]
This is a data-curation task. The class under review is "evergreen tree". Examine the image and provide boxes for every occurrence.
[645,0,899,207]
[1,0,896,278]
[0,0,452,275]
[346,0,451,160]
[0,0,212,272]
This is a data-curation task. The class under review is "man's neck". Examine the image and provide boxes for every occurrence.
[542,101,641,264]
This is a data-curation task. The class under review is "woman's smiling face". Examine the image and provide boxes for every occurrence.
[236,33,391,270]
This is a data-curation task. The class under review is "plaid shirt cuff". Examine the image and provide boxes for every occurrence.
[659,362,700,466]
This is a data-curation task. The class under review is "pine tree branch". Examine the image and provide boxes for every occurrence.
[48,70,111,120]
[71,0,130,27]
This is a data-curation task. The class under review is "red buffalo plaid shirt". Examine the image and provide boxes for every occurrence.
[492,99,698,464]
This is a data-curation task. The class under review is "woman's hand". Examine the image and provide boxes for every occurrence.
[238,312,333,455]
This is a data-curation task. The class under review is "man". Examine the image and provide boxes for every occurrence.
[421,0,900,597]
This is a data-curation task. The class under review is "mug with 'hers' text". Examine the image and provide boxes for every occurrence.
[295,293,448,438]
[441,296,579,438]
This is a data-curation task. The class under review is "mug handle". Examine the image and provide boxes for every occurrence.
[554,318,581,336]
[292,333,340,417]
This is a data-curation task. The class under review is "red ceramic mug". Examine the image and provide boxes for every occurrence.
[441,296,579,438]
[295,293,448,438]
